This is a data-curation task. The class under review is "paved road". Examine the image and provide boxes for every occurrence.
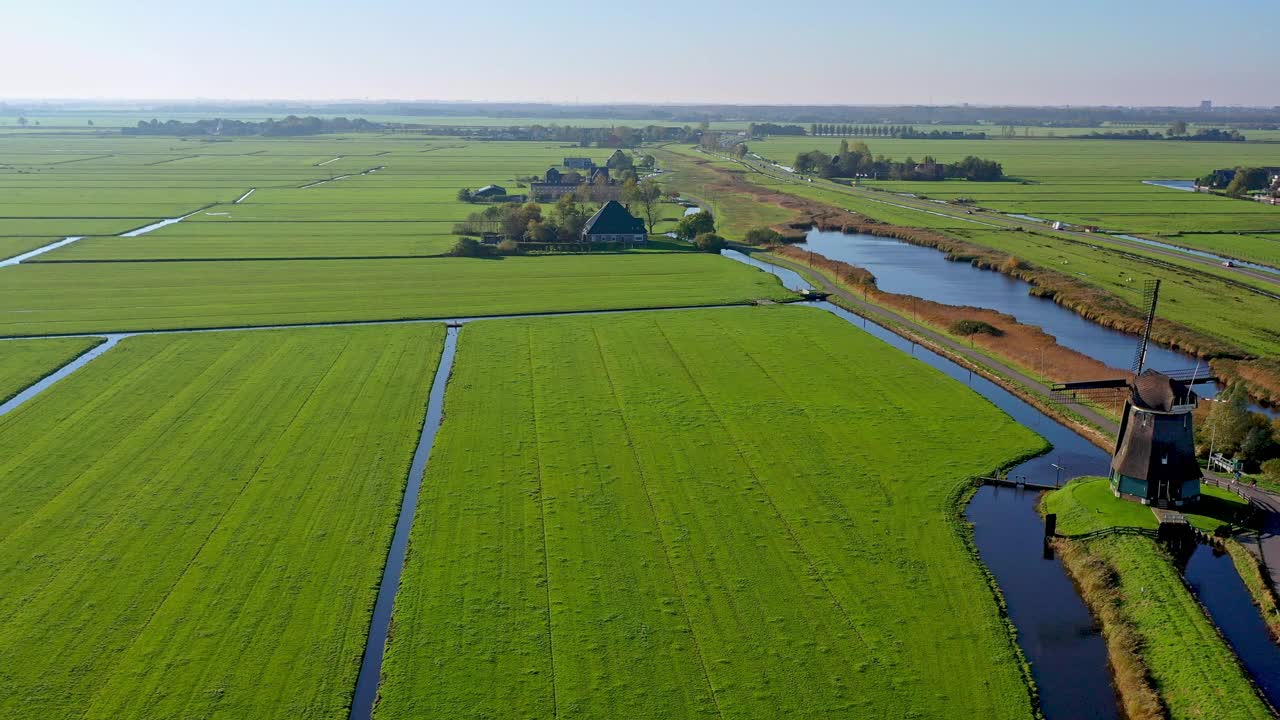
[1225,479,1280,593]
[723,150,1280,293]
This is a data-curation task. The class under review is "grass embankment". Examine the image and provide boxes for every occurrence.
[377,306,1046,719]
[0,324,444,719]
[0,336,103,404]
[1224,540,1280,642]
[769,244,1119,384]
[0,253,795,336]
[1046,479,1272,719]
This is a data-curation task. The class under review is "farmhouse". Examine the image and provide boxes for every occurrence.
[473,184,507,198]
[563,157,594,169]
[582,200,646,244]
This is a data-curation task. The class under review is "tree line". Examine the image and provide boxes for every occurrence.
[807,124,986,139]
[122,116,382,136]
[793,140,1004,181]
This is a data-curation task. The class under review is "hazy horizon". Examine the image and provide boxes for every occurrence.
[3,0,1276,107]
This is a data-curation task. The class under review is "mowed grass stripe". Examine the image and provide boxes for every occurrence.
[0,324,444,719]
[0,336,103,404]
[378,307,1045,719]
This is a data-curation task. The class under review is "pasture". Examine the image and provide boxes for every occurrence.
[0,337,101,404]
[0,324,444,719]
[375,306,1047,719]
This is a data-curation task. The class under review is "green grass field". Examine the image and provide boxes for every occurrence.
[749,136,1280,261]
[0,337,102,404]
[0,324,443,719]
[375,306,1046,719]
[0,253,792,336]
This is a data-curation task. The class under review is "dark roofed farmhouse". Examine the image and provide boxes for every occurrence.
[582,200,646,244]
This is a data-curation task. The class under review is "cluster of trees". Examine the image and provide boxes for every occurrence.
[453,196,591,244]
[1195,385,1280,474]
[1226,168,1275,196]
[428,124,704,146]
[1197,167,1277,195]
[793,140,1004,181]
[747,123,806,136]
[123,116,382,136]
[1074,127,1246,142]
[671,210,723,252]
[453,179,665,243]
[804,124,984,139]
[1168,127,1246,142]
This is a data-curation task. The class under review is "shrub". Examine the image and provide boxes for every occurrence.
[675,211,715,241]
[1262,458,1280,484]
[693,233,727,253]
[496,239,519,256]
[744,227,783,246]
[950,319,1003,337]
[450,238,486,257]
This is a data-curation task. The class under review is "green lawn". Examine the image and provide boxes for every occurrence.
[0,324,444,719]
[0,253,794,336]
[375,306,1046,719]
[0,336,103,404]
[1044,477,1256,534]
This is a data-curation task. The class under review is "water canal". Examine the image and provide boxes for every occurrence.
[793,229,1276,416]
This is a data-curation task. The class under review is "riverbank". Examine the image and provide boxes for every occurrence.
[655,146,1280,404]
[740,245,1117,450]
[1045,479,1278,718]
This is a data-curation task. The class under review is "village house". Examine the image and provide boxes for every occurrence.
[581,200,646,244]
[563,157,594,169]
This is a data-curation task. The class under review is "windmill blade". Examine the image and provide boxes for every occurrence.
[1131,279,1161,374]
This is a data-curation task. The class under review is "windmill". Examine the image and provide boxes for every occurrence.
[1051,280,1215,508]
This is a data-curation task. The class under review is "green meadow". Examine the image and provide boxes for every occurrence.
[750,136,1280,262]
[376,306,1046,719]
[0,324,443,720]
[0,253,792,336]
[0,337,102,404]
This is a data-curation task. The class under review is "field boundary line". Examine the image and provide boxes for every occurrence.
[524,327,561,719]
[649,320,878,656]
[588,326,727,719]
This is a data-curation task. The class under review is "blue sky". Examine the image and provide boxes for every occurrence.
[2,0,1276,106]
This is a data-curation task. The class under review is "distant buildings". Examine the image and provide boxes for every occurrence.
[1200,100,1213,111]
[582,200,646,244]
[530,165,620,202]
[563,157,594,169]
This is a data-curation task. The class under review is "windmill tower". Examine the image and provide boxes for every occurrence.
[1052,280,1213,508]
